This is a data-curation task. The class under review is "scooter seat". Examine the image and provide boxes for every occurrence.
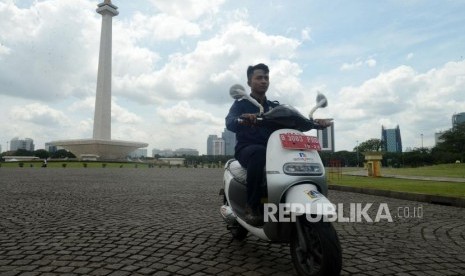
[227,160,247,184]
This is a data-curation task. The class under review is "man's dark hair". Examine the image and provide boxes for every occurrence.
[247,63,269,81]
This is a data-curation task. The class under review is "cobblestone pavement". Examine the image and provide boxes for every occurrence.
[0,168,464,276]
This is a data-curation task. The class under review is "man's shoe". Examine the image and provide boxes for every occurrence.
[244,206,263,226]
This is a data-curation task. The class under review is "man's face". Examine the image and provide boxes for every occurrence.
[248,69,269,95]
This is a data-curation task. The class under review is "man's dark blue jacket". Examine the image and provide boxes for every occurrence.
[225,96,279,154]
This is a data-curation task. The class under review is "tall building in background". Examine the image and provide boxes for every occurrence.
[207,135,217,155]
[434,131,446,145]
[452,112,465,127]
[381,125,402,153]
[10,138,35,152]
[317,121,335,152]
[45,142,58,153]
[212,138,225,156]
[207,135,225,156]
[222,128,236,156]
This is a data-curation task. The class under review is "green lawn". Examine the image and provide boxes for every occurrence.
[380,163,465,178]
[327,164,465,198]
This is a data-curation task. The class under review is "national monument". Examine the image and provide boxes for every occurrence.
[51,0,148,160]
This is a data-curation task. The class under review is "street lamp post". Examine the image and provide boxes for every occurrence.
[421,133,424,149]
[356,140,359,167]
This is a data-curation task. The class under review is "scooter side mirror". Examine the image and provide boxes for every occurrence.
[229,84,247,100]
[308,91,328,119]
[229,84,264,115]
[316,93,328,108]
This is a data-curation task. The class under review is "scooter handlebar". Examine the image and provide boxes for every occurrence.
[236,116,263,126]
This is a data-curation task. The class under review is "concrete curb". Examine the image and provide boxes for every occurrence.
[328,184,465,208]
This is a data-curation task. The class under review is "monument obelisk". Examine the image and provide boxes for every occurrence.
[93,0,118,140]
[50,1,147,160]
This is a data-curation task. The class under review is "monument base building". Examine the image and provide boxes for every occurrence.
[51,139,147,161]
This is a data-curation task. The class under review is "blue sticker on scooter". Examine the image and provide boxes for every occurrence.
[305,190,322,199]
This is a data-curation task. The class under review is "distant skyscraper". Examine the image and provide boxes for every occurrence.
[212,138,225,156]
[222,128,236,156]
[317,121,335,152]
[207,135,225,156]
[207,135,217,155]
[45,142,58,153]
[10,138,35,152]
[434,131,446,145]
[381,125,402,153]
[452,112,465,127]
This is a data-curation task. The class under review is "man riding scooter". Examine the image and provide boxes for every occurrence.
[225,63,331,226]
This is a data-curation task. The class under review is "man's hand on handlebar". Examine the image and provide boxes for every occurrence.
[239,113,258,126]
[314,119,333,128]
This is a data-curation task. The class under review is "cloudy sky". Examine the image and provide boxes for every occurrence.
[1,0,464,154]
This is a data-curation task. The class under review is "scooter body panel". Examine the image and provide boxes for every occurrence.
[284,184,336,216]
[266,129,328,206]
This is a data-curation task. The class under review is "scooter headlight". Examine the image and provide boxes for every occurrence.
[283,162,323,176]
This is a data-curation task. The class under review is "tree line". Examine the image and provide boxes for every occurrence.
[2,123,463,167]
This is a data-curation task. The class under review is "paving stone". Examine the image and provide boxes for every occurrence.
[0,168,463,276]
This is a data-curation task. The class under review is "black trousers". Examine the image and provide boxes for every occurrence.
[235,145,266,210]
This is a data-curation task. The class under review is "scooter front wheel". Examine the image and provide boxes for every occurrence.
[290,217,342,276]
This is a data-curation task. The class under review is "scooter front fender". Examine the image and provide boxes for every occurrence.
[284,184,336,216]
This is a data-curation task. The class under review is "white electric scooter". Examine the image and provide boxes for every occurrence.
[220,84,342,276]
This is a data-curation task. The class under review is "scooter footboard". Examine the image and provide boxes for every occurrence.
[283,184,336,217]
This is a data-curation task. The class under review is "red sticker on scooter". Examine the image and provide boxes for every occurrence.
[280,133,321,150]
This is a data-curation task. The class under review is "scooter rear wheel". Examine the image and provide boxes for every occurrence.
[290,217,342,276]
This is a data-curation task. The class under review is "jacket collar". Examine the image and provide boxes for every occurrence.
[250,93,267,105]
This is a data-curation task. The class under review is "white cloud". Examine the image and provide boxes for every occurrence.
[69,97,95,113]
[365,58,377,67]
[112,101,143,124]
[0,0,98,100]
[148,0,225,21]
[10,103,70,126]
[114,20,302,106]
[157,101,223,126]
[128,13,201,41]
[0,43,10,57]
[340,58,377,71]
[301,27,312,41]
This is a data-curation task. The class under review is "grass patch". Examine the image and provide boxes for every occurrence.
[328,174,465,198]
[381,163,465,178]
